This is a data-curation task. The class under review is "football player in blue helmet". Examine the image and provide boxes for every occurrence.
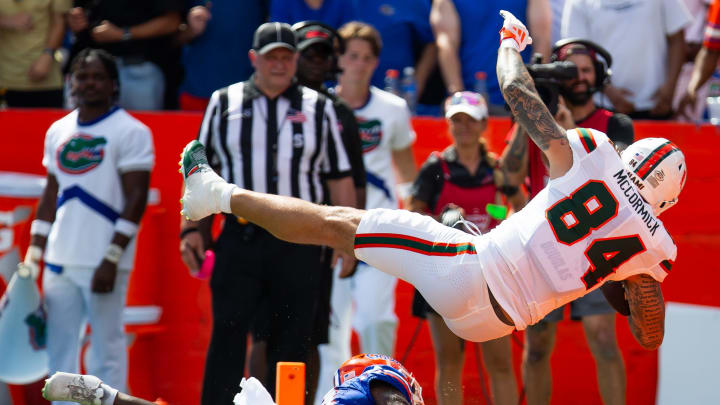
[321,353,424,405]
[42,353,423,405]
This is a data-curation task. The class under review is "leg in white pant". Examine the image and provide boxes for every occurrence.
[351,263,397,356]
[84,270,130,392]
[43,268,87,405]
[315,261,353,405]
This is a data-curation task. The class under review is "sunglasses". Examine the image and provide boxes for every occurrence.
[448,91,483,106]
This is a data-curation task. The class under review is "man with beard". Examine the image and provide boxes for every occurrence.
[502,39,634,405]
[552,39,634,152]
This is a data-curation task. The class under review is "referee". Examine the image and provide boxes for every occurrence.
[179,22,356,405]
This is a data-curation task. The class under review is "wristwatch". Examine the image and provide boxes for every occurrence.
[121,27,132,41]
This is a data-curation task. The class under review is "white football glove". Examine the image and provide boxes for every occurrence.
[499,10,532,52]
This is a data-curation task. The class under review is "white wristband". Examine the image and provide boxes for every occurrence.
[500,38,521,52]
[104,243,124,264]
[114,218,139,238]
[396,182,413,200]
[30,219,52,237]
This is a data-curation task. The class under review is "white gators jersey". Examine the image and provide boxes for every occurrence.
[42,107,154,270]
[484,128,676,328]
[354,86,415,210]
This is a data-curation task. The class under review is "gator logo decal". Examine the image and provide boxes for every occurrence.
[57,134,107,174]
[357,118,382,153]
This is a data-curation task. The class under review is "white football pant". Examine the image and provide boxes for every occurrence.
[43,266,130,405]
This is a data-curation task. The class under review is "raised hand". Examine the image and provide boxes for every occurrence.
[499,10,532,52]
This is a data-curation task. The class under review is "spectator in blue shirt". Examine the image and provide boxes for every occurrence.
[351,0,437,100]
[270,0,354,29]
[432,0,551,114]
[177,0,268,111]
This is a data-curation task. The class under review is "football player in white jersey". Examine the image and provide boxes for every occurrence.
[25,48,154,405]
[178,11,685,350]
[318,21,418,403]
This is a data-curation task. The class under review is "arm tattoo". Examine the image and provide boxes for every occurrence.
[497,49,567,151]
[504,126,528,173]
[624,274,665,349]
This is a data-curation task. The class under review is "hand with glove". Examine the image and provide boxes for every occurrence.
[440,206,466,231]
[499,10,532,53]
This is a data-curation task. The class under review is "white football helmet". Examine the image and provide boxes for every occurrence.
[620,137,687,216]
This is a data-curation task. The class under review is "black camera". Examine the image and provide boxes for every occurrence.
[525,54,578,115]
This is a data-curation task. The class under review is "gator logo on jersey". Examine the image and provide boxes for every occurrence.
[57,134,107,174]
[357,118,382,153]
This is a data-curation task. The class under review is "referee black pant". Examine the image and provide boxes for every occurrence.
[201,216,323,405]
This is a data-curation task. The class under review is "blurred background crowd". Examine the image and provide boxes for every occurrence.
[1,0,717,123]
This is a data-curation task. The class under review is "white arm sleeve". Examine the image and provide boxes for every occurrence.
[662,0,693,35]
[117,125,155,173]
[42,125,56,174]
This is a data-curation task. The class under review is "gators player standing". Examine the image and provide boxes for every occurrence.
[25,48,153,404]
[319,20,418,397]
[177,11,685,349]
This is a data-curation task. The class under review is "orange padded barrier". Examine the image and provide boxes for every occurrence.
[0,109,717,405]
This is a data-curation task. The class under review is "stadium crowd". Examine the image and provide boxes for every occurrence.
[4,0,718,123]
[3,0,716,405]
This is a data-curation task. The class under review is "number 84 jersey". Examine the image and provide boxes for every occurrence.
[484,128,676,328]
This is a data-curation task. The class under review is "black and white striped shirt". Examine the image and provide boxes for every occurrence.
[198,78,352,204]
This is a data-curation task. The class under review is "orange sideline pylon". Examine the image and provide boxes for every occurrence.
[275,362,305,405]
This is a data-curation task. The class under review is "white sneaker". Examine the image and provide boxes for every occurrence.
[179,140,237,221]
[42,372,104,405]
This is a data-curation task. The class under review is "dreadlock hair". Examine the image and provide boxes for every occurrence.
[69,48,120,101]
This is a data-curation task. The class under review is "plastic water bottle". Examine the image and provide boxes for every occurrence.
[474,71,489,102]
[401,66,417,115]
[707,70,720,124]
[384,69,400,96]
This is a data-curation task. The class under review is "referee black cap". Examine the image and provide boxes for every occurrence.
[294,23,334,52]
[253,22,297,55]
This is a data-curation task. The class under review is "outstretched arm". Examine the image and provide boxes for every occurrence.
[495,11,572,179]
[497,47,572,179]
[623,274,665,350]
